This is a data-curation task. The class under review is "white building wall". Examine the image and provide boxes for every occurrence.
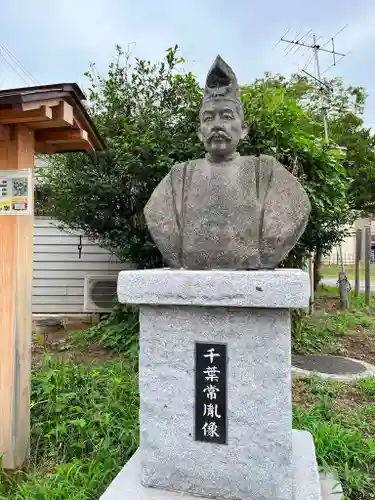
[323,217,374,265]
[33,217,126,313]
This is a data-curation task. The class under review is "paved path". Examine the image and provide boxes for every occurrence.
[322,278,375,291]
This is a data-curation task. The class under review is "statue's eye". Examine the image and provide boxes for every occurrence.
[222,113,233,120]
[204,115,213,122]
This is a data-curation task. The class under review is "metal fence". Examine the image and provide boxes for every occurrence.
[322,252,375,265]
[322,253,355,265]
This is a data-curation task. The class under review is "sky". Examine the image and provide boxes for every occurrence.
[1,0,375,127]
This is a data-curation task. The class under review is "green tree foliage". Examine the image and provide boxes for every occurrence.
[284,74,375,215]
[323,82,375,215]
[41,46,203,268]
[40,45,356,269]
[239,79,351,265]
[240,73,375,284]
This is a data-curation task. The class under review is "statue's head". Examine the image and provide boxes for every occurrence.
[198,56,247,161]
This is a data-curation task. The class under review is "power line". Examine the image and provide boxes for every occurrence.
[0,42,40,87]
[0,51,30,86]
[0,42,39,85]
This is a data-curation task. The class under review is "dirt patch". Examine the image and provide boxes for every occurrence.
[32,327,120,366]
[293,379,373,420]
[314,297,341,312]
[342,328,375,365]
[332,387,371,412]
[292,379,320,409]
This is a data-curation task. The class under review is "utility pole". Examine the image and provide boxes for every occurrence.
[276,29,350,309]
[312,34,329,144]
[365,226,371,306]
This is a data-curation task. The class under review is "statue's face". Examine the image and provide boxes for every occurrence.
[198,99,247,160]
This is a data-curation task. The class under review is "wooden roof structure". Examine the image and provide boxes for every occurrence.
[0,83,104,153]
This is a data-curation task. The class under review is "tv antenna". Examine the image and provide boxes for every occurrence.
[275,27,351,310]
[274,27,349,144]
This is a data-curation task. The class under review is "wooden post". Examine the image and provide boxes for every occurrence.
[308,255,314,314]
[0,125,34,469]
[355,229,362,297]
[365,226,371,306]
[338,244,349,310]
[0,83,104,470]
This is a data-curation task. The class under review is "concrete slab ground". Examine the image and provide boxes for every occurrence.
[100,431,342,500]
[320,471,344,499]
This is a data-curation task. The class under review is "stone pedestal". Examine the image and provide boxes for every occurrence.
[102,269,322,500]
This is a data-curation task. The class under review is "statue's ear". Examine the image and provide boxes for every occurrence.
[197,125,203,143]
[241,122,249,140]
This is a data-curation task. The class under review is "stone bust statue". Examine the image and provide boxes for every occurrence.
[144,55,311,270]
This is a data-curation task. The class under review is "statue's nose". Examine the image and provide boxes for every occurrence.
[213,115,221,126]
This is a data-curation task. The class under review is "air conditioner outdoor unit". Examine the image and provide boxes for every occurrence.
[84,275,119,313]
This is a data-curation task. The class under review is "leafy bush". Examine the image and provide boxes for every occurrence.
[75,303,139,362]
[40,45,352,270]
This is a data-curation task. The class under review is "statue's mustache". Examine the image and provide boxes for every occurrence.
[208,130,231,141]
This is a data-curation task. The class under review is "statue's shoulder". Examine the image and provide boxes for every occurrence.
[241,153,280,165]
[240,154,280,174]
[171,158,205,171]
[242,154,292,174]
[169,159,205,179]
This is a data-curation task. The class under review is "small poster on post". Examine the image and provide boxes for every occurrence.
[0,169,32,215]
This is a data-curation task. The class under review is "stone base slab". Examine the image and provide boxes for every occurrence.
[100,430,330,500]
[117,268,310,308]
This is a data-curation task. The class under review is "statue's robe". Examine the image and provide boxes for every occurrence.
[144,153,311,269]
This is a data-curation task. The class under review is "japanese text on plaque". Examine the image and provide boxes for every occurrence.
[195,342,227,444]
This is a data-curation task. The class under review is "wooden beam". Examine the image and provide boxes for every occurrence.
[21,99,62,111]
[0,106,52,125]
[0,125,34,469]
[54,140,94,152]
[53,101,74,126]
[35,139,94,154]
[73,113,100,150]
[35,128,88,144]
[35,142,56,154]
[0,124,11,141]
[29,101,74,130]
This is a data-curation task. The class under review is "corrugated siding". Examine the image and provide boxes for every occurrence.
[33,217,126,313]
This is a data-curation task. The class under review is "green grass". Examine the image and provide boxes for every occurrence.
[293,376,375,499]
[2,356,374,499]
[1,291,375,499]
[320,263,375,281]
[0,357,138,499]
[292,286,375,355]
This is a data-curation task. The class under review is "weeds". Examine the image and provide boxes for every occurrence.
[73,303,139,365]
[293,376,375,499]
[1,287,375,499]
[292,286,375,355]
[355,377,375,398]
[0,357,138,499]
